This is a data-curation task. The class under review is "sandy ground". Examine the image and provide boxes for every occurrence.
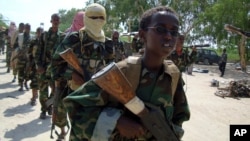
[0,54,250,141]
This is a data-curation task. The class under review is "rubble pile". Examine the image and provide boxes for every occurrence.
[214,79,250,98]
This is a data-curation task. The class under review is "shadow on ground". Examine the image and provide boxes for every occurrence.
[0,88,27,100]
[0,81,19,90]
[4,102,35,117]
[4,118,52,141]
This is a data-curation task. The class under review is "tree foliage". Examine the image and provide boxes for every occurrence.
[2,0,249,48]
[84,0,217,44]
[199,0,250,46]
[0,14,8,28]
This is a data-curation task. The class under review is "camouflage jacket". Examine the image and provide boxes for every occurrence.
[51,30,113,82]
[0,30,6,45]
[167,49,197,72]
[113,40,124,62]
[63,56,190,141]
[35,27,65,68]
[17,32,31,60]
[131,38,143,53]
[27,37,40,67]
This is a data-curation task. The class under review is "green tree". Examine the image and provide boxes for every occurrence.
[199,0,250,71]
[0,14,8,28]
[70,1,250,69]
[85,0,214,43]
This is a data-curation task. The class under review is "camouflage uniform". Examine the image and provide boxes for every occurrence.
[113,40,124,62]
[63,56,190,141]
[11,31,22,82]
[167,49,197,73]
[131,37,143,53]
[16,31,31,90]
[27,36,40,90]
[51,30,113,129]
[5,35,12,72]
[0,29,11,72]
[0,30,6,55]
[35,27,64,114]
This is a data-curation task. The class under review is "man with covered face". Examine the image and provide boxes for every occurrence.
[51,3,113,140]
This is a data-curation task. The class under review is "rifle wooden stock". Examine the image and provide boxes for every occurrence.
[92,63,135,104]
[59,48,84,78]
[92,63,179,141]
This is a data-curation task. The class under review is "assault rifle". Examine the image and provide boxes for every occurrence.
[92,63,180,141]
[184,44,210,48]
[59,48,84,78]
[45,48,85,108]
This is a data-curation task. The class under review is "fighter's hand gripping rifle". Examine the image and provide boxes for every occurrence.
[224,24,250,38]
[92,62,179,141]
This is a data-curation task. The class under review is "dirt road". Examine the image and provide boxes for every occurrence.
[0,55,68,141]
[0,54,250,141]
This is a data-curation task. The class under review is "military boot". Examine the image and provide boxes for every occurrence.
[18,86,23,91]
[12,76,16,83]
[56,129,66,141]
[18,83,23,91]
[40,111,46,119]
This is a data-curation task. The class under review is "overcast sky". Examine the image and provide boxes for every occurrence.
[0,0,87,31]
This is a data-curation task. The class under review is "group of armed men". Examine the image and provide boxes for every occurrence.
[0,3,197,141]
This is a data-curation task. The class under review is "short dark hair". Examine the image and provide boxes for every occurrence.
[19,23,25,27]
[51,13,60,19]
[25,23,31,28]
[223,48,226,52]
[36,27,43,32]
[139,6,178,31]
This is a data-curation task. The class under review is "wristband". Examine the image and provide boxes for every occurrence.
[124,96,145,115]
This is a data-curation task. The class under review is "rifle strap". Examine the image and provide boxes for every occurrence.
[163,60,180,96]
[79,30,84,52]
[116,56,141,92]
[79,30,90,54]
[116,56,180,96]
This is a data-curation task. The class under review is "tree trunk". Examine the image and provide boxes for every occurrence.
[239,35,247,72]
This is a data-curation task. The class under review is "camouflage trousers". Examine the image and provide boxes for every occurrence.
[5,46,12,68]
[38,72,55,112]
[0,43,4,54]
[17,57,28,86]
[10,50,18,76]
[53,81,69,128]
[54,98,68,127]
[28,66,39,89]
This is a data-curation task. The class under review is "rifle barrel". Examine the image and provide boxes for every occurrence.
[185,44,210,48]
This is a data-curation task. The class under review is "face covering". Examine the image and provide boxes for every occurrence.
[8,22,16,37]
[83,16,105,42]
[66,11,85,33]
[81,3,106,42]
